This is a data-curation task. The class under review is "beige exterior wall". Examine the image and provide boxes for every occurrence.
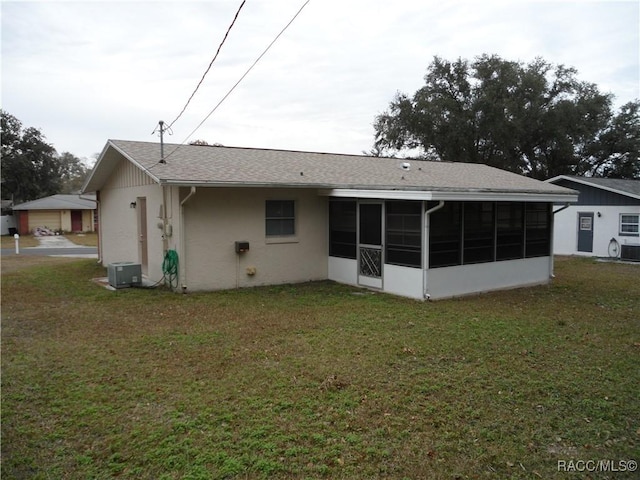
[98,158,170,283]
[180,187,328,292]
[25,210,95,233]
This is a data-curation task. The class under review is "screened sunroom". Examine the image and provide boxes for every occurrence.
[326,196,555,300]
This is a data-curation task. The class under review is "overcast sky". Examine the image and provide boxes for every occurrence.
[2,0,639,162]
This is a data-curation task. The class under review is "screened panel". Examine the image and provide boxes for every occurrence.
[496,202,524,260]
[386,201,422,268]
[429,202,462,268]
[329,200,357,259]
[525,203,550,257]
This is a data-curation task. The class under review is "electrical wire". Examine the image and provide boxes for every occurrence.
[160,0,312,163]
[167,0,247,129]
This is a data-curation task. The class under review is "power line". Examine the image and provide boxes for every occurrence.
[167,0,247,129]
[160,0,311,163]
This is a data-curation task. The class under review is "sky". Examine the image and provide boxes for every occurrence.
[1,0,639,163]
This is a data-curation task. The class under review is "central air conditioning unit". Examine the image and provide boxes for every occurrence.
[108,262,142,288]
[620,244,640,262]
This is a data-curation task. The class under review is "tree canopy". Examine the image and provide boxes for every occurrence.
[1,111,91,203]
[373,55,640,179]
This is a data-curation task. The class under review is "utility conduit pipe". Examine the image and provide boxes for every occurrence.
[179,187,197,292]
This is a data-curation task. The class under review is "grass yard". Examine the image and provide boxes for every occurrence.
[1,257,639,479]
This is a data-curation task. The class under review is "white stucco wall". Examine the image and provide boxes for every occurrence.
[180,187,328,292]
[426,257,551,300]
[553,205,640,257]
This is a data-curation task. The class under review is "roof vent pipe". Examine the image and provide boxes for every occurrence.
[401,162,411,171]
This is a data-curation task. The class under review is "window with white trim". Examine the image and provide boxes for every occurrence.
[620,214,639,236]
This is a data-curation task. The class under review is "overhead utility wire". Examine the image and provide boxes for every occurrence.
[161,0,311,163]
[167,0,247,129]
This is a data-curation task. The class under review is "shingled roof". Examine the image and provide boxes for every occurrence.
[12,194,97,211]
[547,175,640,199]
[83,140,577,201]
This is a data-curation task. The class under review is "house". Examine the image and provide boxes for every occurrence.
[82,140,578,300]
[546,175,640,261]
[12,194,97,235]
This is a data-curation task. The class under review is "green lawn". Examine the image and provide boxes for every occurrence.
[1,257,638,479]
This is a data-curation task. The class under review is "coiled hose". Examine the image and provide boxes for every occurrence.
[162,249,179,289]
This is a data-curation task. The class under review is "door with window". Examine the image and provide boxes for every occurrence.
[577,212,594,253]
[358,202,383,289]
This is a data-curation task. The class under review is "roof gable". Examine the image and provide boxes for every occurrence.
[546,175,640,200]
[83,140,577,201]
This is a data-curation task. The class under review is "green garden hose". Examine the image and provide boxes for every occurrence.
[162,249,179,289]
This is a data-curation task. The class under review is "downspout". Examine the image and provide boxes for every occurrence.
[423,200,445,300]
[96,190,103,264]
[179,187,197,292]
[550,203,570,277]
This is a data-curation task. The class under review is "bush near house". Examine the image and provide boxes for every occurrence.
[1,257,638,479]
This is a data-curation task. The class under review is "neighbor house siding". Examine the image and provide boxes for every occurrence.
[181,187,328,291]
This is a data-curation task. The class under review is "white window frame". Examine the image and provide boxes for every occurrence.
[619,213,639,236]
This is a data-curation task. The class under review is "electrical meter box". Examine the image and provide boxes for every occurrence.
[235,241,250,253]
[108,262,142,288]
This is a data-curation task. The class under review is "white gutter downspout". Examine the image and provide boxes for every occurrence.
[423,200,445,300]
[179,187,197,293]
[550,203,571,277]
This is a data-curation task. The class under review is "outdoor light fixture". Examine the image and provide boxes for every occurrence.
[597,212,602,217]
[130,201,137,209]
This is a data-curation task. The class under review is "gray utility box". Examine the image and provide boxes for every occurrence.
[108,262,142,288]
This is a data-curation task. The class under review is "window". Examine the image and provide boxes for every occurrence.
[265,200,295,236]
[429,202,462,268]
[525,203,550,258]
[580,216,593,231]
[329,200,357,258]
[620,214,639,236]
[463,202,495,264]
[386,201,422,268]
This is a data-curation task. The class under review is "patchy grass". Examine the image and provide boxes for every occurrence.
[65,232,98,247]
[2,256,639,479]
[1,234,39,249]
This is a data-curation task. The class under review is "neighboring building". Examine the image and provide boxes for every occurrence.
[1,199,17,235]
[12,194,97,235]
[546,176,640,261]
[82,140,577,300]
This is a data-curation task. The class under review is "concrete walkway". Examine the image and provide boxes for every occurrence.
[32,235,80,248]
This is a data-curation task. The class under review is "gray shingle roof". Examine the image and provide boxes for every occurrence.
[84,140,577,199]
[12,194,96,211]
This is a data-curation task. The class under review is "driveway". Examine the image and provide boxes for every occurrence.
[1,235,98,258]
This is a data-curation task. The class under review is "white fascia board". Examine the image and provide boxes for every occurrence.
[319,189,434,200]
[320,188,578,203]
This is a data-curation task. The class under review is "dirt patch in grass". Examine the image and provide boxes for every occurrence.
[2,257,639,479]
